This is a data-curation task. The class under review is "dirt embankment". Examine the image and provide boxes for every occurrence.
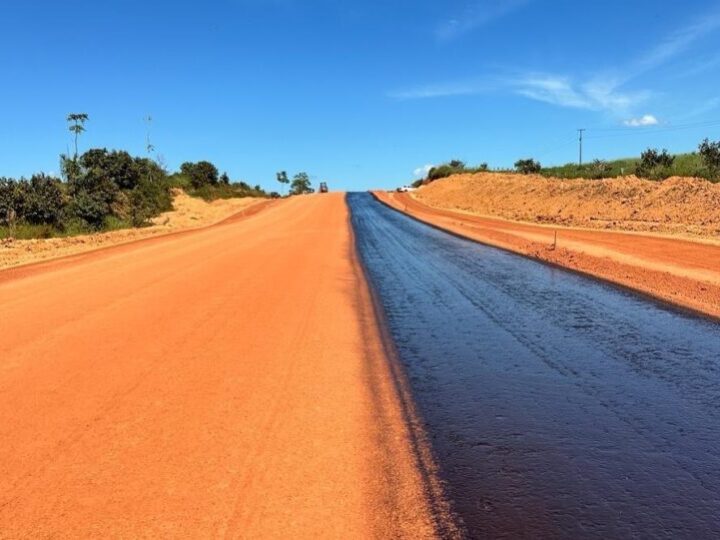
[415,172,720,239]
[377,187,720,320]
[0,190,269,271]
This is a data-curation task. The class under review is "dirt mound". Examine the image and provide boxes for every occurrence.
[414,173,720,238]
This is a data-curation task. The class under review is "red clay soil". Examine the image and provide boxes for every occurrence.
[0,194,453,538]
[377,191,720,320]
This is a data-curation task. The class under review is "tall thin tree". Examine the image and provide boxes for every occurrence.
[276,171,289,196]
[67,113,89,159]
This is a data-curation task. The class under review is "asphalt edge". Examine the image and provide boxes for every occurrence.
[371,191,720,325]
[345,193,467,539]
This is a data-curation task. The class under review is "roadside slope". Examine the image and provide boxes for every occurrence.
[377,191,720,319]
[414,172,720,238]
[0,190,271,271]
[0,193,441,538]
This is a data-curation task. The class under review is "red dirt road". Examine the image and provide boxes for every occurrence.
[379,191,720,319]
[0,194,443,538]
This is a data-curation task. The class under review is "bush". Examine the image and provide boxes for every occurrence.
[57,149,172,228]
[636,148,674,179]
[180,161,219,189]
[699,139,720,180]
[590,159,610,179]
[514,158,542,174]
[0,175,65,227]
[0,178,20,226]
[22,174,65,225]
[188,182,268,201]
[428,164,458,181]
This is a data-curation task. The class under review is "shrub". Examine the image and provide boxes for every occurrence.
[636,148,674,179]
[699,138,720,180]
[0,178,20,225]
[180,161,219,189]
[514,158,542,174]
[21,174,65,225]
[590,159,610,179]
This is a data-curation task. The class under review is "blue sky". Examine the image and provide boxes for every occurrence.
[3,0,720,190]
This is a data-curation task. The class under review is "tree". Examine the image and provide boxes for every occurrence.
[81,149,139,190]
[514,158,542,174]
[276,171,289,195]
[21,174,65,225]
[699,138,720,180]
[67,113,89,159]
[289,172,314,195]
[180,161,219,188]
[448,159,466,170]
[220,172,230,185]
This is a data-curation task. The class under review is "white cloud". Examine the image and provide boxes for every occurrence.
[436,0,532,41]
[513,75,648,114]
[413,164,434,177]
[388,81,491,100]
[623,114,659,127]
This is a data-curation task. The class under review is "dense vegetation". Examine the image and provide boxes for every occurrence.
[1,149,173,239]
[169,162,268,201]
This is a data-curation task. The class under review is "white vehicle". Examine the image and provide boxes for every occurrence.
[396,185,411,192]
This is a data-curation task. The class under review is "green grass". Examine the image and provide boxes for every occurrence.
[539,152,715,181]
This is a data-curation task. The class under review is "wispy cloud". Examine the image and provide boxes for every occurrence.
[623,114,659,127]
[512,74,649,113]
[388,80,493,100]
[413,164,434,177]
[393,6,720,123]
[436,0,532,41]
[635,12,720,74]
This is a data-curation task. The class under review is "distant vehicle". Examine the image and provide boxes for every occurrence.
[396,185,414,192]
[319,182,329,193]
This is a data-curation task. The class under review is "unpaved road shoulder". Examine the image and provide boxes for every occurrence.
[377,191,720,319]
[0,191,270,272]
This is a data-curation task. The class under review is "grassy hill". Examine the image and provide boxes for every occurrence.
[539,152,709,181]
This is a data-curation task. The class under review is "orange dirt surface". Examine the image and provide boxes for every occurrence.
[0,190,269,271]
[0,193,449,538]
[415,172,720,239]
[377,191,720,320]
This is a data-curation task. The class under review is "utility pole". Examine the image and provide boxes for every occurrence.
[577,128,586,166]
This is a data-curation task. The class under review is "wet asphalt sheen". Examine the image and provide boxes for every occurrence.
[348,193,720,539]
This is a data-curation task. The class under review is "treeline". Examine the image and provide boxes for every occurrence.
[1,113,272,239]
[170,161,269,200]
[417,137,720,185]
